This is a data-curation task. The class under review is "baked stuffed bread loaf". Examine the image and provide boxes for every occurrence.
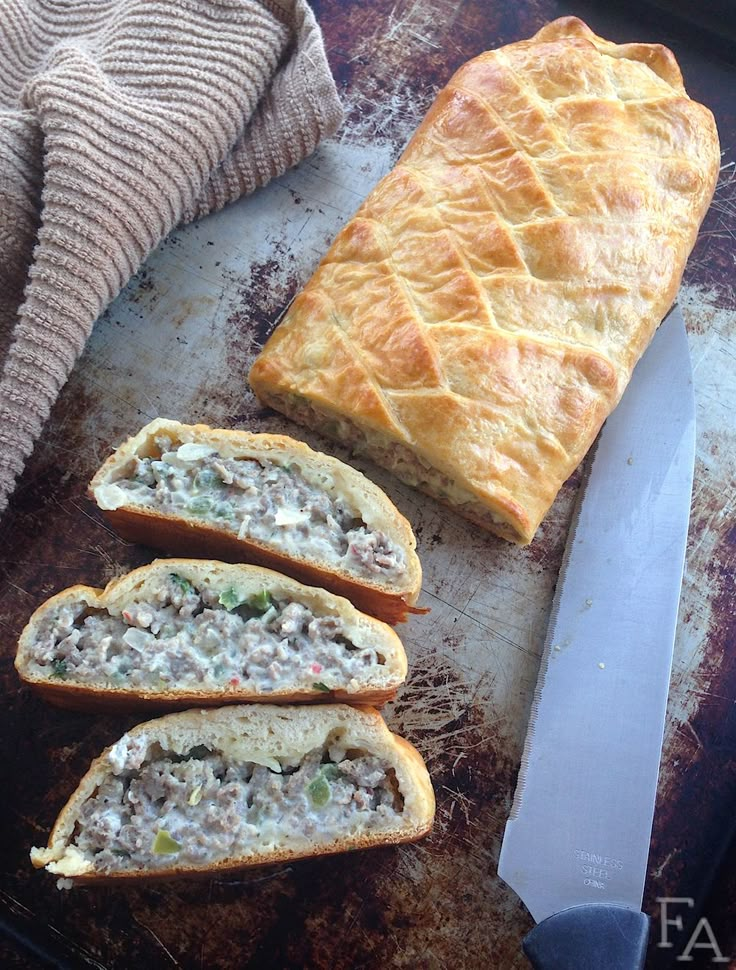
[89,419,422,623]
[248,17,720,544]
[15,560,408,712]
[31,704,435,886]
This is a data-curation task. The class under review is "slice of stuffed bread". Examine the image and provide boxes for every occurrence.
[89,419,423,624]
[16,560,408,712]
[31,704,435,886]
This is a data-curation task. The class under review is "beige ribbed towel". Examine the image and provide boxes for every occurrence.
[0,0,342,513]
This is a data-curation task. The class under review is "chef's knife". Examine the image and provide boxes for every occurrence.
[498,305,695,970]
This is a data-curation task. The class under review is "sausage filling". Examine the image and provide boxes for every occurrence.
[105,435,407,579]
[28,574,386,694]
[73,743,404,870]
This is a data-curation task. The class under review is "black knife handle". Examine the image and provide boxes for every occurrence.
[522,904,649,970]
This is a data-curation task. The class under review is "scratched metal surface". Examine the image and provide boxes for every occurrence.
[0,2,734,968]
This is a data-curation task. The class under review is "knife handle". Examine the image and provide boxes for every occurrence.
[522,904,649,970]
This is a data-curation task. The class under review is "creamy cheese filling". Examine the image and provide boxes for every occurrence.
[73,744,403,870]
[28,573,386,694]
[103,435,407,580]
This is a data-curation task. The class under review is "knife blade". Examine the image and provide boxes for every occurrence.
[498,305,696,970]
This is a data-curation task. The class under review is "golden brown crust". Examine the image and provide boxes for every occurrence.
[16,559,408,711]
[31,704,435,884]
[26,681,400,714]
[248,16,720,544]
[87,419,422,622]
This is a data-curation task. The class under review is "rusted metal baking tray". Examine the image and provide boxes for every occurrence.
[1,2,734,967]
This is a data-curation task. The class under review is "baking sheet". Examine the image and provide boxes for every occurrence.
[1,2,735,967]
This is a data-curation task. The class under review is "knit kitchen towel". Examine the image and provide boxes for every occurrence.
[0,0,342,513]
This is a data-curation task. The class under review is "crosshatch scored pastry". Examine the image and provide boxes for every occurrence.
[249,16,720,544]
[15,560,408,712]
[89,419,422,623]
[31,704,435,886]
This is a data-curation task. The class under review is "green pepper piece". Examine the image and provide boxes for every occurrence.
[214,501,234,519]
[249,589,273,613]
[50,658,68,679]
[321,764,342,781]
[219,587,245,611]
[194,469,223,491]
[307,775,330,808]
[152,829,182,854]
[312,682,330,693]
[188,496,214,516]
[170,573,194,595]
